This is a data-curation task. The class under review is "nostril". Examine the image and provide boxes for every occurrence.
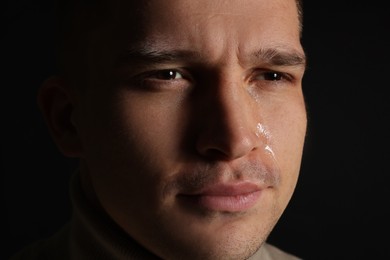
[200,148,229,161]
[196,133,258,161]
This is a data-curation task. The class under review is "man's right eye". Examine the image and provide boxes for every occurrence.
[146,69,184,80]
[126,68,191,91]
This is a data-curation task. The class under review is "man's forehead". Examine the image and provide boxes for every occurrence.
[97,0,302,67]
[65,0,300,30]
[109,0,298,22]
[109,0,300,38]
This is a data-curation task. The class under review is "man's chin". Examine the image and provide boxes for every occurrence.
[153,209,275,260]
[158,228,266,260]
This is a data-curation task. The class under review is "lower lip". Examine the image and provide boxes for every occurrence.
[181,191,262,212]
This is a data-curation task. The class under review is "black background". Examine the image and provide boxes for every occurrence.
[3,1,390,259]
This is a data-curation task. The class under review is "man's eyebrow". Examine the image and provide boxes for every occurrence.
[115,45,307,68]
[251,47,307,67]
[116,47,201,65]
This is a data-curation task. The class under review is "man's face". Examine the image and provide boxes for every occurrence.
[75,0,306,259]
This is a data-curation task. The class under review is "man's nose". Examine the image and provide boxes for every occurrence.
[195,78,261,161]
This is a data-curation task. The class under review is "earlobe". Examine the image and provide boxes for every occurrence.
[37,76,83,158]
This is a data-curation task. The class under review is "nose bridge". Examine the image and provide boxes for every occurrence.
[196,72,260,160]
[218,78,252,133]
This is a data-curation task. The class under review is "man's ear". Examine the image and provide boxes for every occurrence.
[37,76,83,158]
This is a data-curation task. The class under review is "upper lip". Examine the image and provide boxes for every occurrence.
[173,160,278,197]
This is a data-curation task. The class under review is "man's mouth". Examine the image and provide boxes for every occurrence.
[177,182,263,212]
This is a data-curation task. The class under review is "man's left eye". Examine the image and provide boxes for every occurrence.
[259,71,284,81]
[148,69,184,80]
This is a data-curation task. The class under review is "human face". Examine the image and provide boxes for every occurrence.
[75,0,307,259]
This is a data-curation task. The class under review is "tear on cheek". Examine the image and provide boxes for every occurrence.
[255,122,277,162]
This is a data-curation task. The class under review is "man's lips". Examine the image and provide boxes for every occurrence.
[178,182,263,212]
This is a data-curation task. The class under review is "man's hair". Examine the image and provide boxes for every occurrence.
[54,0,304,86]
[297,0,304,33]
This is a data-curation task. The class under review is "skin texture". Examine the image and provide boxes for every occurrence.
[38,0,307,259]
